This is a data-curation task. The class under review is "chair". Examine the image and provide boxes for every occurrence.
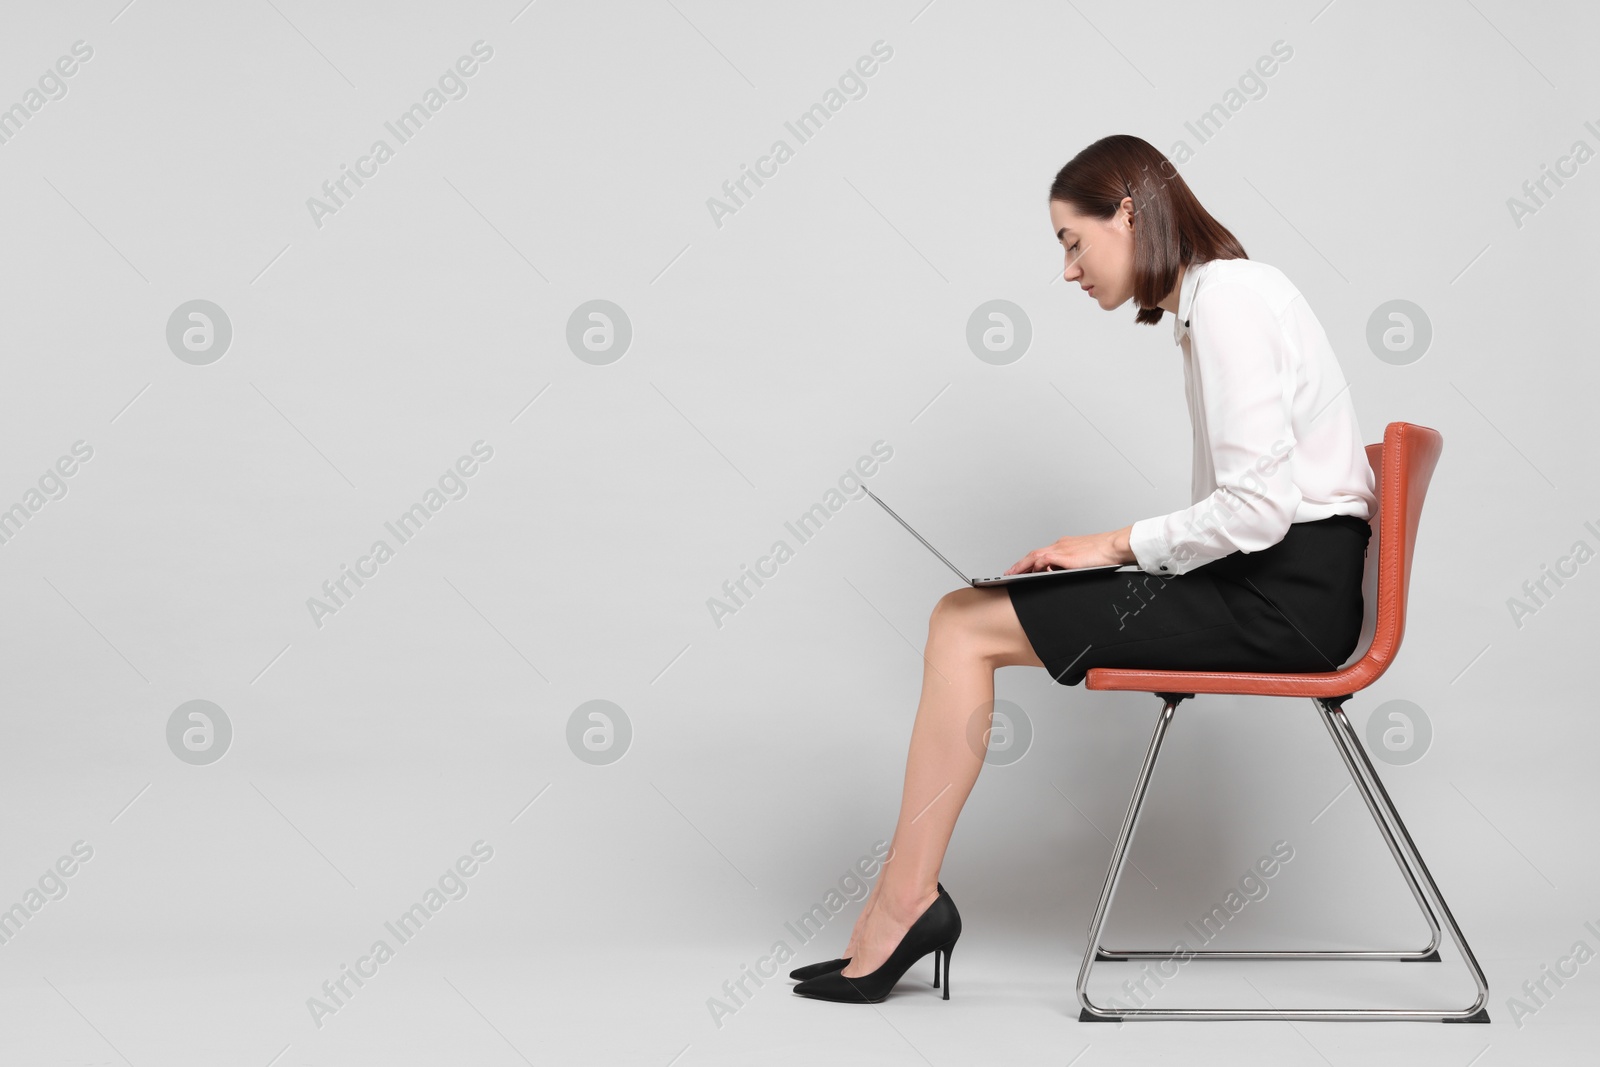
[1075,421,1490,1023]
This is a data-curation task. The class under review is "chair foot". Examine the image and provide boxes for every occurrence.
[1443,1006,1491,1023]
[1092,946,1440,962]
[1079,1007,1122,1022]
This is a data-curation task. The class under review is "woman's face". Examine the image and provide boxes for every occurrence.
[1051,196,1134,310]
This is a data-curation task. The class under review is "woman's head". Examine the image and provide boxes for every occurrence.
[1049,135,1247,324]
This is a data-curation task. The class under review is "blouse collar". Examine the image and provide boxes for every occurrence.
[1173,259,1211,345]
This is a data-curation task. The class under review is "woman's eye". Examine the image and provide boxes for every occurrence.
[1068,242,1079,252]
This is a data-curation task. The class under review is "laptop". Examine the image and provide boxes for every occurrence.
[863,485,1143,587]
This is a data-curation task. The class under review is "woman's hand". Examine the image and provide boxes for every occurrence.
[1004,525,1135,575]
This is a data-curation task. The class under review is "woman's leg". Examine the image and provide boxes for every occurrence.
[837,585,1044,977]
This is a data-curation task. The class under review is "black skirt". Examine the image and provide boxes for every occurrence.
[1007,514,1371,686]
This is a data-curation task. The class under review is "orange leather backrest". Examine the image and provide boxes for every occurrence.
[1353,422,1443,679]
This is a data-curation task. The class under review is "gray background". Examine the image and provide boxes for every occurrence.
[0,0,1595,1064]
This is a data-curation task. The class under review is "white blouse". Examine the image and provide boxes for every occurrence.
[1128,258,1377,577]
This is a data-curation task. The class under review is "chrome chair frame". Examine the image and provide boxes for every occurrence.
[1076,691,1491,1023]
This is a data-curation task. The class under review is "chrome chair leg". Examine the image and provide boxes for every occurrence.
[1076,694,1491,1022]
[1096,696,1440,963]
[1322,699,1491,1021]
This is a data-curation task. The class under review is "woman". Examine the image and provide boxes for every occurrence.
[790,134,1377,1003]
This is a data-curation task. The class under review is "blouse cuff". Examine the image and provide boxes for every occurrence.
[1129,516,1176,576]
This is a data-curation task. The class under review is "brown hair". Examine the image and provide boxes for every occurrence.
[1050,135,1247,326]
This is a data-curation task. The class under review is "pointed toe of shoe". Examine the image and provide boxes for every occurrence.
[792,968,881,1004]
[788,957,849,981]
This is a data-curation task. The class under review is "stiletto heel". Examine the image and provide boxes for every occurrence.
[933,947,940,989]
[793,884,962,1004]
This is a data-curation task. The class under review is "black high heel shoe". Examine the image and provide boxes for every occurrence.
[792,884,961,1003]
[788,883,945,982]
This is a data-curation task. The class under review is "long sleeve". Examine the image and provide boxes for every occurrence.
[1128,281,1303,576]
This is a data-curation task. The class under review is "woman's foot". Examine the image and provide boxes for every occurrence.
[839,883,939,977]
[790,885,884,980]
[837,874,939,957]
[837,879,884,961]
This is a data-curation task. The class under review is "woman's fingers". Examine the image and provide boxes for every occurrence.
[1007,535,1103,574]
[1008,548,1054,574]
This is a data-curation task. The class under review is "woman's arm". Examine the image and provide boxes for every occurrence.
[1127,281,1301,576]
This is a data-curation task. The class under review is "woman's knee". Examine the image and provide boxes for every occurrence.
[929,587,1035,663]
[929,587,983,631]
